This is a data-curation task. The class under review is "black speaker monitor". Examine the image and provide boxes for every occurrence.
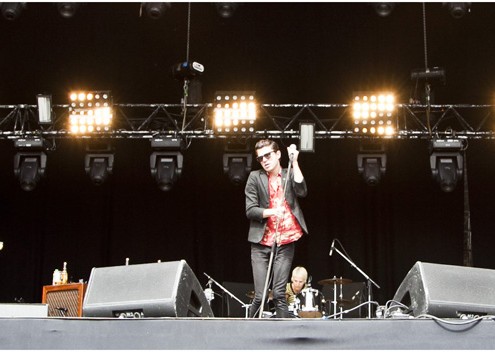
[82,260,214,318]
[393,261,495,318]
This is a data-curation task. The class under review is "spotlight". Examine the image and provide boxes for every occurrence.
[216,3,239,18]
[57,3,79,18]
[1,2,26,21]
[142,2,170,19]
[223,143,252,186]
[13,138,47,192]
[68,90,113,134]
[357,142,386,186]
[85,153,114,186]
[37,94,52,124]
[213,91,257,134]
[351,92,396,136]
[150,137,184,191]
[373,3,395,17]
[444,2,471,19]
[430,139,463,192]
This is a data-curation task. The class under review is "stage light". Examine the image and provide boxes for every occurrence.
[85,153,114,186]
[37,94,52,124]
[171,61,204,81]
[430,139,464,192]
[150,137,184,191]
[357,143,386,186]
[352,92,396,136]
[68,91,113,134]
[213,92,257,134]
[373,3,395,17]
[411,67,446,83]
[142,2,170,19]
[222,143,252,186]
[216,3,239,18]
[13,138,47,192]
[57,3,79,18]
[444,2,471,19]
[299,122,315,153]
[1,2,26,20]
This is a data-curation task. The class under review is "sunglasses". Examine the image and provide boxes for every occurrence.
[256,151,275,163]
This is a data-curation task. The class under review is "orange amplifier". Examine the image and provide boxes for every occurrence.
[42,283,87,317]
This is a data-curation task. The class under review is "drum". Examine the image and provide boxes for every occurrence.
[296,288,325,318]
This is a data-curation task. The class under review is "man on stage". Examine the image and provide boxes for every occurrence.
[245,139,308,318]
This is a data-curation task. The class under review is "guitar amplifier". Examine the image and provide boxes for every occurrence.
[42,283,87,317]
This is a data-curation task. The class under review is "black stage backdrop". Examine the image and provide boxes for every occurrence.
[1,2,495,309]
[1,137,495,307]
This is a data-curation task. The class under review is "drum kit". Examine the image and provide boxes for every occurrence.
[246,276,354,318]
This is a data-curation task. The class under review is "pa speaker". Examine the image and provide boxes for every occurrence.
[393,261,495,318]
[82,260,214,318]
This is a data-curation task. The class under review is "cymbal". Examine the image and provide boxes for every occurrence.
[246,290,273,300]
[317,278,353,286]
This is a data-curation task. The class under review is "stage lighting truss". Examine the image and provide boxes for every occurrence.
[213,92,257,134]
[222,142,252,186]
[430,139,464,192]
[150,137,184,191]
[351,92,397,136]
[13,138,47,192]
[68,91,113,134]
[0,101,494,141]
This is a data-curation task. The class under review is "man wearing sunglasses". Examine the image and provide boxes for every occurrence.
[245,139,308,318]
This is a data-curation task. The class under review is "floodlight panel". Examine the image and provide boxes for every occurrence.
[69,91,113,134]
[300,122,315,152]
[213,92,257,133]
[37,94,52,124]
[352,92,396,136]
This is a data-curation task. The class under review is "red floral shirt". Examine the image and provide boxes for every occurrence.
[260,172,303,247]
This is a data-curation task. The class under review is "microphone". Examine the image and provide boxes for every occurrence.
[329,239,336,256]
[289,144,296,160]
[204,279,214,303]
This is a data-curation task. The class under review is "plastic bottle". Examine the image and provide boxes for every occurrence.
[61,262,68,285]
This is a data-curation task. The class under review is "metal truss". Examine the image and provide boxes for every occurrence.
[0,103,494,141]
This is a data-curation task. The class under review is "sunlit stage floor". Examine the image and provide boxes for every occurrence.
[1,317,494,349]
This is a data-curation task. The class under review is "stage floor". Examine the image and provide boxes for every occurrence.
[1,316,494,349]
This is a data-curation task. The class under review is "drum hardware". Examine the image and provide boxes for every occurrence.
[335,298,352,308]
[327,238,381,319]
[317,278,353,286]
[204,272,251,318]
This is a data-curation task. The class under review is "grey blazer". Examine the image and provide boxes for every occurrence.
[245,168,308,244]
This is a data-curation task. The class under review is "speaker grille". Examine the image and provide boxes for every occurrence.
[42,283,86,317]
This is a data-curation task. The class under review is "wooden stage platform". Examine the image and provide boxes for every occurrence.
[1,316,494,349]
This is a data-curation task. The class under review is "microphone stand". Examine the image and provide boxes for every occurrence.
[258,153,294,318]
[204,273,251,318]
[331,245,380,319]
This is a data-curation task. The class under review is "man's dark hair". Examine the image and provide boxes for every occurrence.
[254,139,279,153]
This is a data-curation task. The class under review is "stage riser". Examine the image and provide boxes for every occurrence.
[0,318,494,349]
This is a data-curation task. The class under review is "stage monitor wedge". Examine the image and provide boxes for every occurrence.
[393,261,495,318]
[82,260,213,318]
